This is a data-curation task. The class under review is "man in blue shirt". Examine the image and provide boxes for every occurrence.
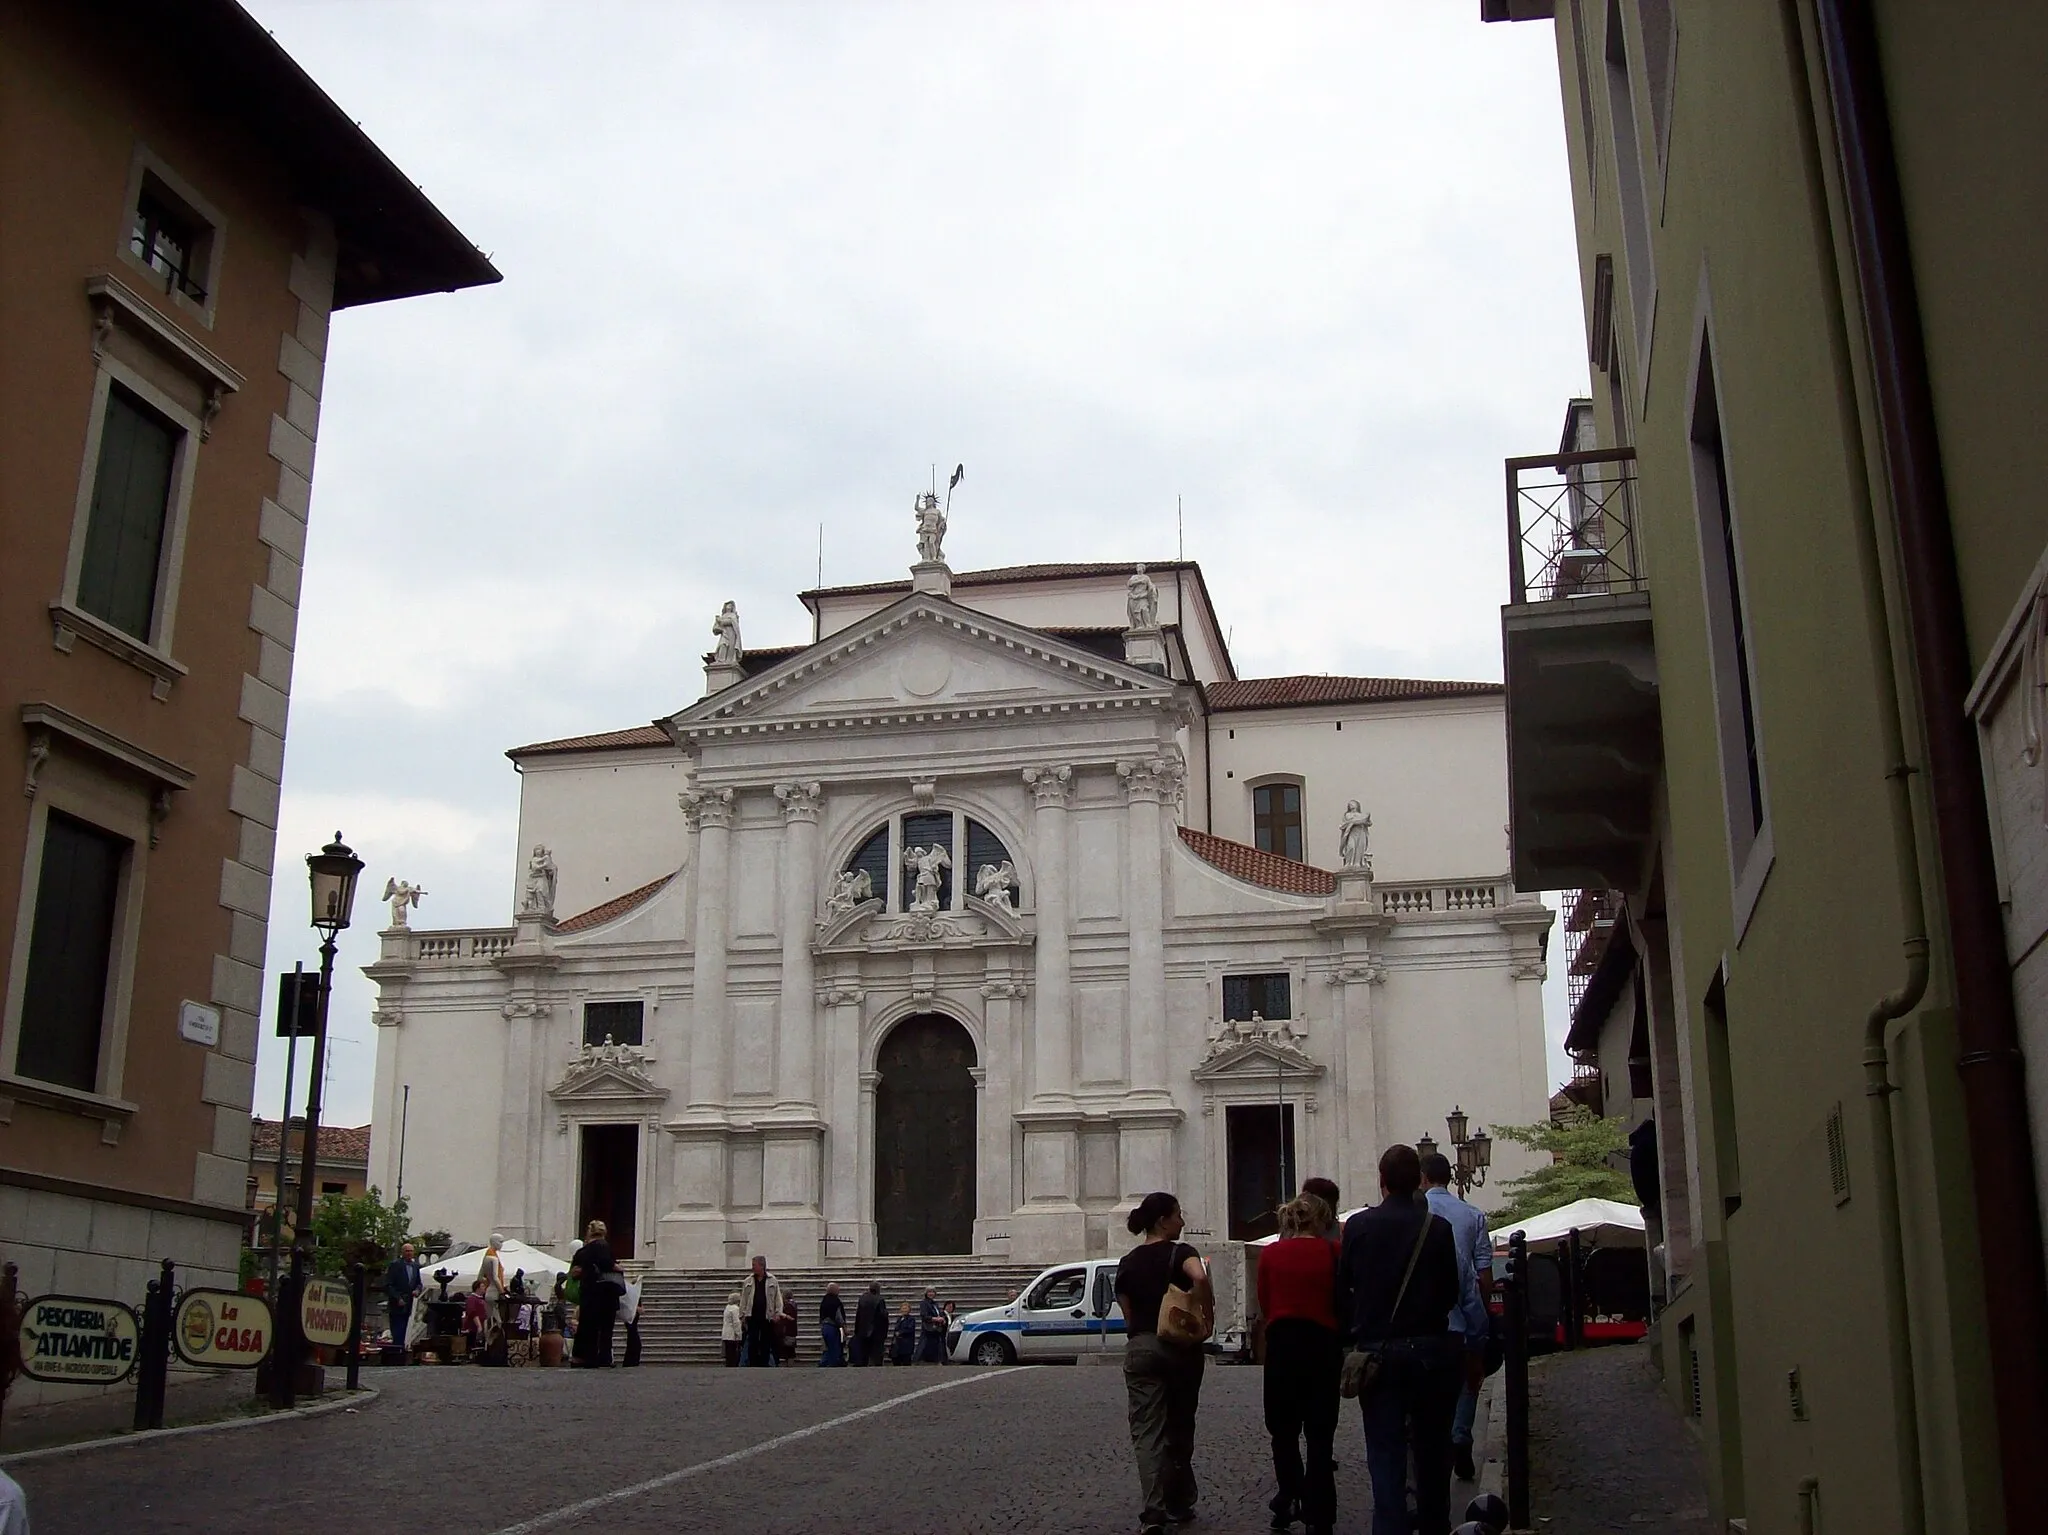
[1421,1153,1492,1482]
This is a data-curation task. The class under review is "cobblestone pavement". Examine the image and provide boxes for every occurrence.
[1525,1343,1713,1534]
[13,1361,1430,1534]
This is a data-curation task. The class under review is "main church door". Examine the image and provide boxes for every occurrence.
[874,1014,977,1255]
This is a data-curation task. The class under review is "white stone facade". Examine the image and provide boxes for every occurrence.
[368,559,1553,1269]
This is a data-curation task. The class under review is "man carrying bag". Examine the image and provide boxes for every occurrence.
[1335,1145,1463,1535]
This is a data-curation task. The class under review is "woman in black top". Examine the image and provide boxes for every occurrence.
[568,1219,620,1367]
[1334,1146,1463,1535]
[1115,1192,1214,1535]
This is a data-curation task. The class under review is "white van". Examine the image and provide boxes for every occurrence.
[946,1258,1127,1365]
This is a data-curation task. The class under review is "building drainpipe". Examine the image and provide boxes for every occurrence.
[1812,5,2048,1529]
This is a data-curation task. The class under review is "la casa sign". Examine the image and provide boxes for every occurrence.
[173,1289,273,1368]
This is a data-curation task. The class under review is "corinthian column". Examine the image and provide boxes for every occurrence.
[681,787,735,1109]
[1118,754,1181,1098]
[773,781,823,1108]
[1013,763,1084,1262]
[1023,765,1074,1103]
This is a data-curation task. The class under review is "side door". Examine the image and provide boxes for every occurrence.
[1091,1261,1126,1356]
[1014,1265,1091,1359]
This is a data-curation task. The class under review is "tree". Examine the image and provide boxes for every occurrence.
[307,1186,412,1278]
[1487,1107,1638,1226]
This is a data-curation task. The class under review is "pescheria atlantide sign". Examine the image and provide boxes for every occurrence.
[18,1294,141,1384]
[172,1289,273,1368]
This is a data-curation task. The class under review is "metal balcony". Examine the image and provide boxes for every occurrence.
[1502,448,1661,893]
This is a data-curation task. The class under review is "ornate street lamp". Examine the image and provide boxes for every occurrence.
[1442,1106,1491,1198]
[1416,1131,1439,1162]
[276,833,362,1407]
[1446,1104,1470,1148]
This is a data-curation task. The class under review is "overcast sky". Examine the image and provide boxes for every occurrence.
[241,1,1588,1142]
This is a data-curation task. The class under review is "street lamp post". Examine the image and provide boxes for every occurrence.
[274,832,363,1408]
[1417,1107,1493,1198]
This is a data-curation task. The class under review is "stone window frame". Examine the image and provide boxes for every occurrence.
[0,763,154,1141]
[116,145,229,331]
[840,808,1023,916]
[52,283,242,696]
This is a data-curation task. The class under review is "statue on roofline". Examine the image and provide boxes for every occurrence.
[712,601,742,666]
[914,491,947,565]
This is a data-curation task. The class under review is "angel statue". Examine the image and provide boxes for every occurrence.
[381,878,426,929]
[1127,563,1159,631]
[711,601,743,666]
[914,490,947,565]
[974,860,1018,911]
[826,867,874,916]
[520,844,557,917]
[903,841,952,913]
[1339,800,1373,872]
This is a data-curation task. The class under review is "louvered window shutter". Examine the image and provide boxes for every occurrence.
[77,385,178,639]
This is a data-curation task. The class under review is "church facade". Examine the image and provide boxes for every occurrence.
[366,522,1553,1269]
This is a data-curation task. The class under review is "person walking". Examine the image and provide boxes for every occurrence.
[820,1282,847,1366]
[918,1288,948,1363]
[1336,1145,1463,1535]
[891,1301,919,1364]
[739,1255,784,1367]
[1421,1152,1494,1482]
[1116,1191,1214,1535]
[853,1282,888,1366]
[721,1290,745,1367]
[1259,1193,1342,1534]
[569,1220,623,1367]
[383,1240,422,1356]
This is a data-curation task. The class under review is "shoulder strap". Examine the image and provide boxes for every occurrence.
[1380,1212,1435,1344]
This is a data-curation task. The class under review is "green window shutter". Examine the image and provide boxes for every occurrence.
[17,811,127,1092]
[77,385,178,640]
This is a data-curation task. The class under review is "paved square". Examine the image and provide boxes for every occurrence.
[12,1363,1394,1534]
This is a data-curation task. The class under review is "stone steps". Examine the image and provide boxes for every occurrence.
[636,1258,1047,1366]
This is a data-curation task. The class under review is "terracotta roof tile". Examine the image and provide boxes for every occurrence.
[508,724,672,758]
[1205,675,1503,711]
[556,873,674,933]
[1177,826,1336,896]
[803,560,1196,601]
[249,1120,372,1164]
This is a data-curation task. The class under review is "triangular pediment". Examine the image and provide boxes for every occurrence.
[1191,1033,1324,1082]
[548,1044,668,1104]
[664,594,1184,740]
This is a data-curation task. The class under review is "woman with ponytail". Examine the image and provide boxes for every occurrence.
[1115,1191,1214,1534]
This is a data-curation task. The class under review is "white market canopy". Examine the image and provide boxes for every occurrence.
[1489,1198,1645,1250]
[1251,1208,1368,1247]
[422,1238,571,1289]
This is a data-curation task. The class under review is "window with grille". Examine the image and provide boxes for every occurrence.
[1223,972,1291,1023]
[129,178,210,304]
[848,813,1018,913]
[583,999,644,1047]
[16,811,128,1092]
[1251,783,1303,862]
[846,826,891,907]
[78,384,179,641]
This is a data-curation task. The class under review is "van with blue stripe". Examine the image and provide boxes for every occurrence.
[946,1258,1128,1365]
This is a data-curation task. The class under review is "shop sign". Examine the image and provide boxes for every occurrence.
[173,1288,272,1368]
[18,1294,140,1385]
[299,1277,355,1348]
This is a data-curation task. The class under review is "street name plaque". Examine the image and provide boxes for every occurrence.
[299,1277,354,1348]
[173,1289,273,1368]
[18,1294,140,1385]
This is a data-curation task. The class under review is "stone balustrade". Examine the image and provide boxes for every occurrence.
[1376,880,1512,915]
[408,928,517,962]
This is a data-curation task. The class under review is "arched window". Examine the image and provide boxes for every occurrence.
[843,813,1017,912]
[1252,782,1304,861]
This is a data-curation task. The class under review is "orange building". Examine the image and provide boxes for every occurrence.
[0,0,494,1401]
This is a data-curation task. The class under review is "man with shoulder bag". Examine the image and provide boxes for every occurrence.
[1335,1145,1464,1535]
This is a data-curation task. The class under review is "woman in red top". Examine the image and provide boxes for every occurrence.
[1258,1193,1341,1534]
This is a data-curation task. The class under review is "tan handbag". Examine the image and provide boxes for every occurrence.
[1157,1246,1212,1346]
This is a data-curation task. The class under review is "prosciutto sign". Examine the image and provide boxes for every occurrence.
[19,1294,141,1385]
[173,1289,273,1368]
[299,1277,354,1348]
